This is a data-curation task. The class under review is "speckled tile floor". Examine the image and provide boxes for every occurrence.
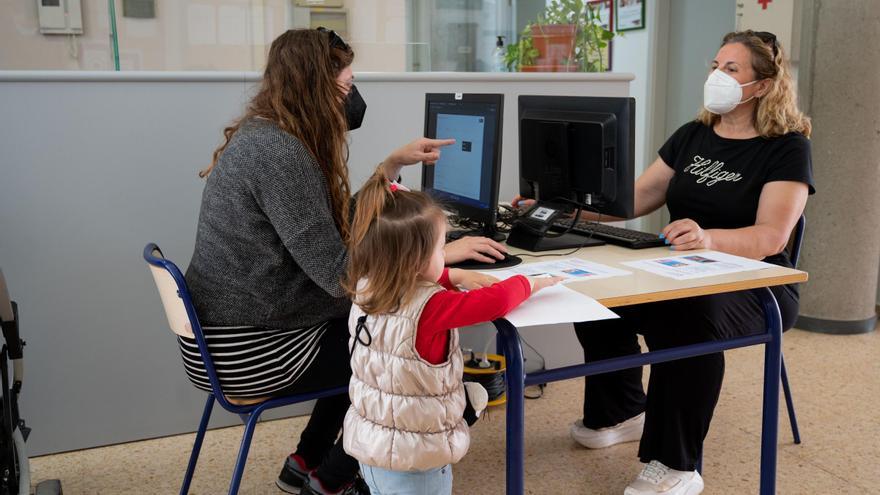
[30,326,879,494]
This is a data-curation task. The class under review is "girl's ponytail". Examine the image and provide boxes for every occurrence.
[345,168,445,315]
[349,166,393,249]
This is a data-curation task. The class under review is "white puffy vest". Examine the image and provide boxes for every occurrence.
[343,282,469,471]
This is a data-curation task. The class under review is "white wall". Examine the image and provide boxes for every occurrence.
[610,1,657,174]
[663,1,736,137]
[1,0,115,70]
[345,0,409,72]
[0,0,404,72]
[608,0,664,231]
[654,0,735,230]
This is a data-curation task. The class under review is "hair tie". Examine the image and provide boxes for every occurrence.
[387,180,410,193]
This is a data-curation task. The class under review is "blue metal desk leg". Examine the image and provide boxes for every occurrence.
[758,288,783,495]
[494,319,525,495]
[780,355,802,444]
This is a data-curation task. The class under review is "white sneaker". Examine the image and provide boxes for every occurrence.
[570,412,645,449]
[463,382,488,418]
[624,460,704,495]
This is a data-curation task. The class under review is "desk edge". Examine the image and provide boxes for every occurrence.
[598,272,808,308]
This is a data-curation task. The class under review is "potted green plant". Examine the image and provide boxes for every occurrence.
[503,24,540,72]
[505,0,616,72]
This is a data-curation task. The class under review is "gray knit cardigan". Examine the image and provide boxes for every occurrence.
[185,118,351,329]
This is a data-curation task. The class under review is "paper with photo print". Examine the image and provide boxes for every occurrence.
[478,258,630,284]
[621,250,774,280]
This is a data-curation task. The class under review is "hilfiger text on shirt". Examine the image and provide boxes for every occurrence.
[683,155,744,186]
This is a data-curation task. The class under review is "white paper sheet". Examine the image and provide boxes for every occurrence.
[479,258,631,284]
[502,284,619,328]
[621,250,775,280]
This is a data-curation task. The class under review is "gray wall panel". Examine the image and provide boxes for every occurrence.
[0,72,630,454]
[1,79,263,455]
[664,0,736,138]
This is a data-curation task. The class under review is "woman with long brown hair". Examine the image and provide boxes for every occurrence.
[517,30,814,494]
[180,29,476,495]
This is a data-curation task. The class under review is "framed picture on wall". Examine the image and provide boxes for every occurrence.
[588,0,613,30]
[615,0,645,31]
[587,0,613,71]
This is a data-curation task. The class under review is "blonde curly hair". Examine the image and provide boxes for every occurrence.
[697,30,811,138]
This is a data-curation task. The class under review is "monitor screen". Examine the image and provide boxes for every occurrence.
[422,93,504,225]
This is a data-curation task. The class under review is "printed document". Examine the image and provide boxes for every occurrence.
[479,258,631,284]
[475,258,623,327]
[621,251,774,280]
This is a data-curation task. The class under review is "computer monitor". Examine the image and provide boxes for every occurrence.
[422,93,504,239]
[518,95,635,219]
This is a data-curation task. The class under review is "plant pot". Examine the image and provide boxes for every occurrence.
[520,64,580,72]
[530,24,577,66]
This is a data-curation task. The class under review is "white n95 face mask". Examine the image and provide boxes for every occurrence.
[703,69,758,114]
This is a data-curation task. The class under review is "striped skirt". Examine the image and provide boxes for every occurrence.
[177,321,330,398]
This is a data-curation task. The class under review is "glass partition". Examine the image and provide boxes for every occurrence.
[0,0,560,72]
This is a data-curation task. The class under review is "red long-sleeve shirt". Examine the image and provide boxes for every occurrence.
[415,268,532,365]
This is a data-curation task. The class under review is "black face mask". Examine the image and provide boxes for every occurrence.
[344,84,367,131]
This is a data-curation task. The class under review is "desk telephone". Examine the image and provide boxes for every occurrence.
[507,202,605,252]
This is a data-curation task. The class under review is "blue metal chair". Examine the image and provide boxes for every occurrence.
[780,215,805,444]
[143,243,348,495]
[697,215,806,473]
[693,215,805,475]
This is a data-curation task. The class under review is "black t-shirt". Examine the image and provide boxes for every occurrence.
[659,121,815,266]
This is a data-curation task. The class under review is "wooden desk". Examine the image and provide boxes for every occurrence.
[491,244,807,495]
[503,244,808,307]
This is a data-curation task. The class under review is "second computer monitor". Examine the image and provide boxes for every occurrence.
[519,95,635,219]
[422,93,504,232]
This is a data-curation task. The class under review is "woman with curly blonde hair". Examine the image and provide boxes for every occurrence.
[514,30,815,494]
[696,31,811,139]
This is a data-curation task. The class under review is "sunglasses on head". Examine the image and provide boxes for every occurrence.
[317,26,350,52]
[753,31,779,58]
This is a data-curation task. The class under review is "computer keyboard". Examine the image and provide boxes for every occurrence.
[551,219,666,249]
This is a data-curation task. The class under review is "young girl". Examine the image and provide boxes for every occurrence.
[342,170,561,494]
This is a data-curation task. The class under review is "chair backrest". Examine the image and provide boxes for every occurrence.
[144,243,230,405]
[144,246,195,339]
[145,244,316,412]
[789,215,806,269]
[0,268,14,324]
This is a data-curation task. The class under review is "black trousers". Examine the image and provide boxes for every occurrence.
[573,285,798,472]
[273,317,358,490]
